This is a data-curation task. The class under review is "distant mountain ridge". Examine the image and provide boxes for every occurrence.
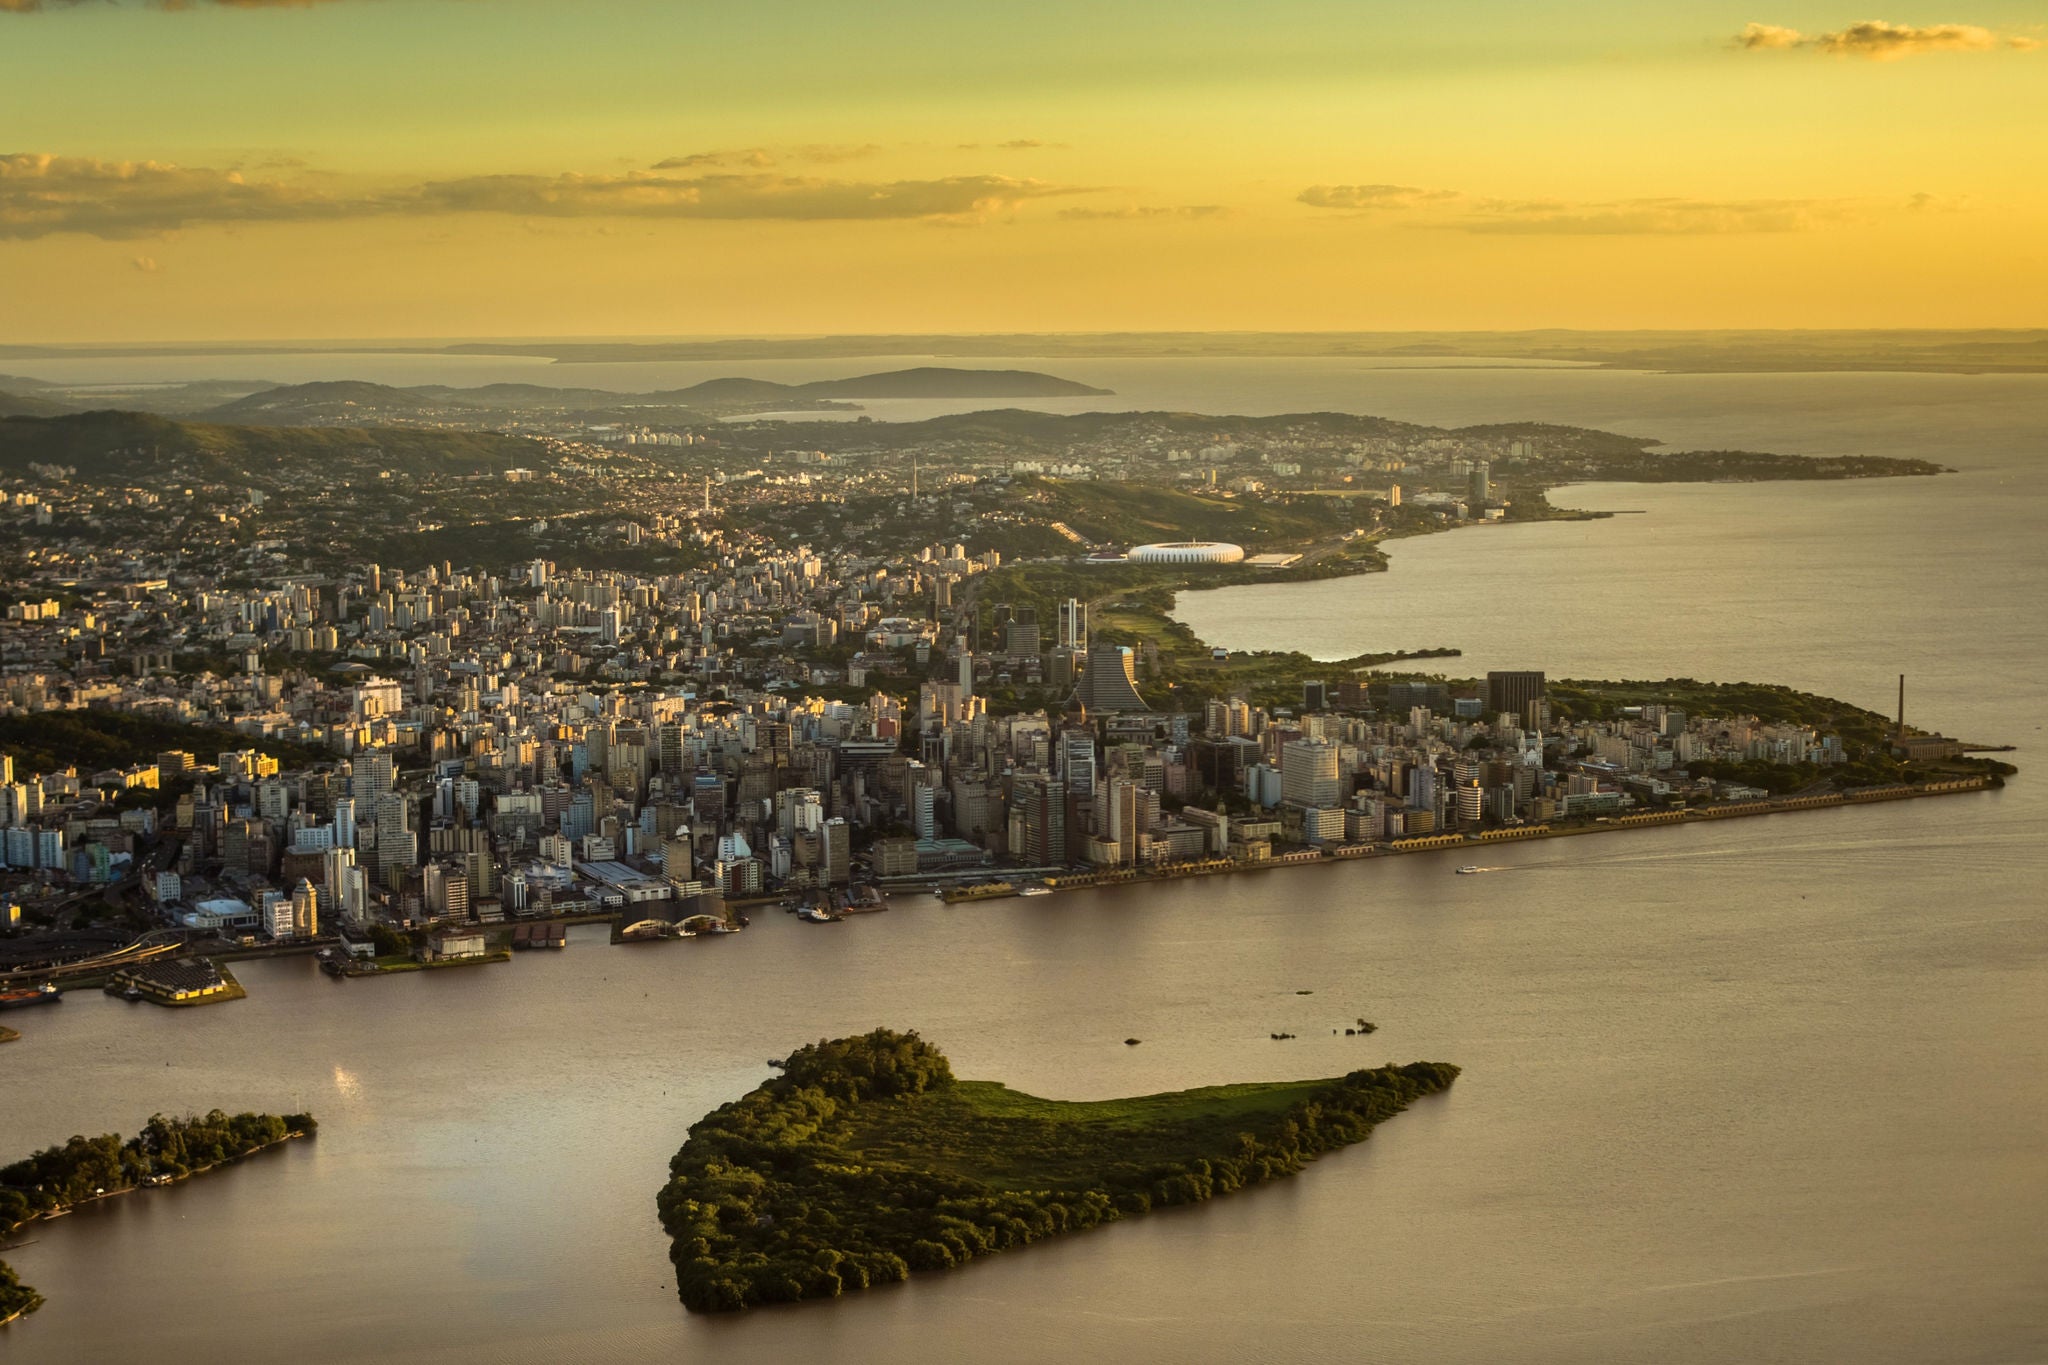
[198,367,1110,424]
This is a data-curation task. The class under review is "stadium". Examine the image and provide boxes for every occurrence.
[1123,541,1246,565]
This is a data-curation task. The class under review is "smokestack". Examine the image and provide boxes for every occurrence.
[1897,674,1906,738]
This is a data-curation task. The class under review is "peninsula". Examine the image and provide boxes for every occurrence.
[657,1029,1458,1312]
[0,1109,316,1322]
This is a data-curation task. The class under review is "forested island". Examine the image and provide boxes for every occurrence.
[657,1029,1458,1312]
[0,1109,316,1322]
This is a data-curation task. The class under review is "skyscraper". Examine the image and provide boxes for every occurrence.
[1057,598,1088,651]
[1074,642,1148,713]
[1280,738,1341,808]
[1486,671,1547,720]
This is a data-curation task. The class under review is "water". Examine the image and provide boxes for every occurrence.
[4,363,2045,1363]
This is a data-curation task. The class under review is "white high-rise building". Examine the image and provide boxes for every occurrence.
[1280,739,1341,809]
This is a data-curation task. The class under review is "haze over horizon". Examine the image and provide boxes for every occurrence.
[3,1,2045,342]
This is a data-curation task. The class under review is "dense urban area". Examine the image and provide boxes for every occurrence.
[0,374,1988,1005]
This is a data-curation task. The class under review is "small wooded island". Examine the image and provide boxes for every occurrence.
[0,1109,316,1324]
[657,1029,1458,1312]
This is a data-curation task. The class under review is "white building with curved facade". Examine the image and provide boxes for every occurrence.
[1125,541,1246,565]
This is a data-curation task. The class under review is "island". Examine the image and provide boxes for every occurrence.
[657,1028,1458,1312]
[0,1109,317,1322]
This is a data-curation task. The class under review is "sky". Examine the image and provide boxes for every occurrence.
[1,1,2044,340]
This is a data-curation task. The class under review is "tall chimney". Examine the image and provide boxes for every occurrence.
[1897,674,1906,738]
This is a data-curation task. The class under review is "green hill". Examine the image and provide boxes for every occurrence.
[0,389,75,419]
[657,1028,1458,1312]
[0,410,543,482]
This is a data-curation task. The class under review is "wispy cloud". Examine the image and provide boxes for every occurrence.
[1056,204,1227,221]
[0,153,353,238]
[0,153,1093,238]
[1455,197,1840,235]
[1297,183,1461,211]
[1736,19,2038,58]
[652,144,881,171]
[1298,178,1876,235]
[406,171,1081,223]
[956,139,1070,151]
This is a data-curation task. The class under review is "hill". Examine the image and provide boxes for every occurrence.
[0,388,76,419]
[196,368,1110,424]
[199,380,438,424]
[0,410,543,482]
[657,1028,1458,1312]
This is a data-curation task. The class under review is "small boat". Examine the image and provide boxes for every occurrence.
[798,906,843,924]
[1018,886,1052,898]
[0,983,61,1009]
[1455,865,1483,875]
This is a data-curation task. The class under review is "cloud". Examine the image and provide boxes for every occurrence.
[1735,19,2035,58]
[1297,177,1864,235]
[1056,204,1227,221]
[653,144,882,171]
[1737,22,1805,49]
[787,143,883,164]
[0,153,353,238]
[0,153,1092,238]
[407,170,1080,223]
[1297,183,1461,211]
[1453,196,1839,235]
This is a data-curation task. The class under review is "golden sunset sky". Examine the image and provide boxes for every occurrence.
[2,1,2043,339]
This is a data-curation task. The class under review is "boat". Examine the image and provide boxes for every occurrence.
[1018,886,1053,898]
[797,906,843,924]
[1455,865,1483,875]
[0,983,61,1009]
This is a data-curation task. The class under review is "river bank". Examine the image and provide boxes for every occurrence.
[943,775,2001,903]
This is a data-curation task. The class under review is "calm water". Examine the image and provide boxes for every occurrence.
[3,364,2045,1363]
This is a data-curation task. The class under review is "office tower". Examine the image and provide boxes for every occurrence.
[1469,460,1491,509]
[1057,598,1088,651]
[1074,642,1148,713]
[1485,671,1547,720]
[821,818,851,885]
[1281,738,1341,808]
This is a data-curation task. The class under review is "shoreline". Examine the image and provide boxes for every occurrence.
[13,1126,314,1230]
[941,776,1997,904]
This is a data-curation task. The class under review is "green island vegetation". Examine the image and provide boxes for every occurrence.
[0,1109,316,1321]
[656,1028,1458,1313]
[0,1260,41,1326]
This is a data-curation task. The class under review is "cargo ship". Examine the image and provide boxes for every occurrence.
[0,982,61,1009]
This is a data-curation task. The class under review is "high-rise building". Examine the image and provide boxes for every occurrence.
[1017,774,1067,867]
[1486,671,1547,720]
[821,818,851,886]
[353,748,395,799]
[290,878,320,938]
[1060,729,1097,795]
[1057,598,1088,651]
[1074,642,1148,713]
[1280,739,1341,808]
[1468,460,1491,510]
